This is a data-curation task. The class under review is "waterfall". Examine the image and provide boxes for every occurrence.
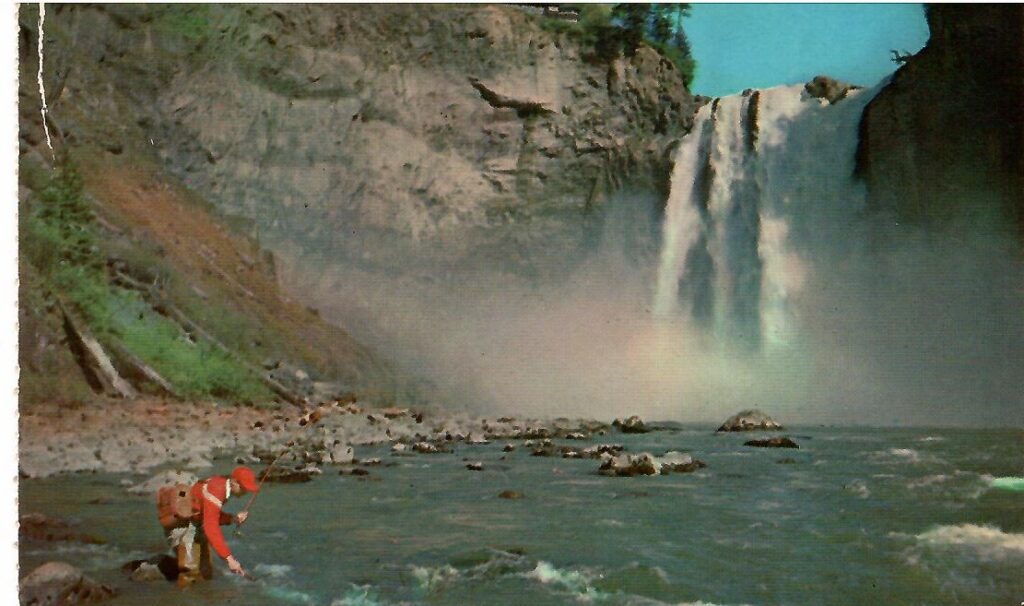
[655,83,876,351]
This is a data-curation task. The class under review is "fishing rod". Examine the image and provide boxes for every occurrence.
[234,406,326,536]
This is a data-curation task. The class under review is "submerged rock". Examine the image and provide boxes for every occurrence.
[20,513,105,545]
[20,561,117,605]
[717,410,783,432]
[612,416,650,434]
[744,437,800,449]
[498,490,524,500]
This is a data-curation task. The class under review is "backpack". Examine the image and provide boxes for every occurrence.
[156,483,194,530]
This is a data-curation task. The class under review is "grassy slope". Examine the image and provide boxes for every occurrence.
[19,146,393,407]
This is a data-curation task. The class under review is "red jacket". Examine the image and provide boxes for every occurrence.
[190,476,236,560]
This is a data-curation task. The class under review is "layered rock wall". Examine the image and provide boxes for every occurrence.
[27,5,697,283]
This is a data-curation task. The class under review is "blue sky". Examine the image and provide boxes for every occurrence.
[685,4,931,97]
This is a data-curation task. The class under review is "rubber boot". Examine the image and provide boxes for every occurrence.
[176,541,202,588]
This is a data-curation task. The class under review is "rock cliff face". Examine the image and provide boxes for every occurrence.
[27,5,696,285]
[857,4,1024,235]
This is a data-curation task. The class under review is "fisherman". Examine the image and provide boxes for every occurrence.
[165,466,260,587]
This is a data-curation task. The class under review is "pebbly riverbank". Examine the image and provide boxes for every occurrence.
[18,398,624,480]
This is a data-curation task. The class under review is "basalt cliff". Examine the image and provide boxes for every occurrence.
[857,4,1024,236]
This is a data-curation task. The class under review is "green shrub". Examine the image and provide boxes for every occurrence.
[109,293,269,401]
[154,5,212,42]
[538,3,697,88]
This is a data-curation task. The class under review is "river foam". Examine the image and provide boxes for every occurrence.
[913,524,1024,560]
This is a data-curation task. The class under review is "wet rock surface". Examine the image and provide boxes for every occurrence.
[122,555,179,582]
[804,75,859,104]
[20,561,117,605]
[613,415,650,434]
[598,451,706,477]
[745,437,800,449]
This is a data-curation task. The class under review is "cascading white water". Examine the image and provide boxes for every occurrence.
[655,83,877,351]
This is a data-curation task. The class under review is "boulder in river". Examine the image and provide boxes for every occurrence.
[598,452,706,477]
[20,561,117,605]
[599,453,659,477]
[716,410,783,432]
[498,490,524,500]
[744,436,800,449]
[612,415,650,434]
[658,451,707,473]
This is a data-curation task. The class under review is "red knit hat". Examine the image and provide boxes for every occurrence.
[231,466,260,493]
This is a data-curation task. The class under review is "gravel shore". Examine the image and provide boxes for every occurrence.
[19,398,611,479]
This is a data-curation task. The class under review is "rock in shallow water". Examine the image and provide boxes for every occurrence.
[122,555,179,582]
[717,410,783,432]
[612,415,650,434]
[20,561,117,605]
[598,452,706,477]
[744,437,800,449]
[657,451,707,473]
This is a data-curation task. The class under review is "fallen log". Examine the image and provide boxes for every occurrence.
[58,300,136,399]
[108,341,178,398]
[196,248,256,299]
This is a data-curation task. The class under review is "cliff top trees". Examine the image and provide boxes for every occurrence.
[609,3,697,87]
[536,4,697,88]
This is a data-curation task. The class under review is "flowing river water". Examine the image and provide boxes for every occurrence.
[20,425,1024,605]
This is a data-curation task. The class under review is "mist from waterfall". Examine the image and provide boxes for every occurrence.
[301,82,1023,428]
